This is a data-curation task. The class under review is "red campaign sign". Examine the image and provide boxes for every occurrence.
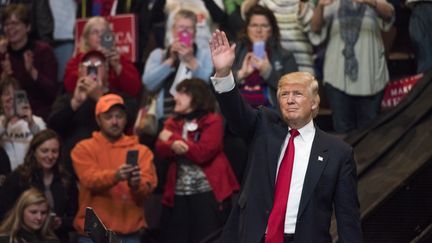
[75,14,137,62]
[381,73,423,109]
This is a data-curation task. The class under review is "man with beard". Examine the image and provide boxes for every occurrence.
[71,93,158,243]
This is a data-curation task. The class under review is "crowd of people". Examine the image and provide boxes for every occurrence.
[0,0,430,243]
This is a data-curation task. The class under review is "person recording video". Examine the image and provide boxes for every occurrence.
[63,16,141,98]
[142,9,213,124]
[0,76,46,171]
[71,93,157,243]
[48,50,138,181]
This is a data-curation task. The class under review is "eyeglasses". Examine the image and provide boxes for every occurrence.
[248,24,271,30]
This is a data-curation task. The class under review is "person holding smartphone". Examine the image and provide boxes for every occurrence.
[0,76,46,171]
[63,16,141,98]
[142,9,213,124]
[232,5,298,108]
[71,94,157,243]
[48,50,138,181]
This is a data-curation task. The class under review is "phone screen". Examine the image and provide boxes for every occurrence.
[253,41,266,59]
[87,65,98,76]
[126,150,139,166]
[14,90,29,117]
[177,30,193,47]
[101,30,114,50]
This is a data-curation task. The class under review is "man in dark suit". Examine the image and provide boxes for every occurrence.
[209,30,362,243]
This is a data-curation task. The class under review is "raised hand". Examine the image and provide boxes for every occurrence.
[209,30,236,77]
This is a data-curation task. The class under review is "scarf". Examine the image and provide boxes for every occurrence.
[338,0,366,81]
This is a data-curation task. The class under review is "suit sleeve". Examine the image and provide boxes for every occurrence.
[215,84,259,140]
[334,149,363,243]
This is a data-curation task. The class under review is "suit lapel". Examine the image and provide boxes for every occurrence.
[297,128,328,217]
[267,119,289,196]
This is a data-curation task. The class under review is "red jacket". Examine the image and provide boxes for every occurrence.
[63,52,141,97]
[156,113,239,207]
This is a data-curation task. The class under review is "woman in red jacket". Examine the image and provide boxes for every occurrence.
[156,78,239,243]
[63,16,141,97]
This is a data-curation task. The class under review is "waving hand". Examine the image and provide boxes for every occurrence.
[209,30,236,77]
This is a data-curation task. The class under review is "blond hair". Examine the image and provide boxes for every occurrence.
[277,72,321,118]
[79,16,110,53]
[0,188,58,242]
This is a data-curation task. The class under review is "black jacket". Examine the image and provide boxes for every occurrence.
[215,87,362,243]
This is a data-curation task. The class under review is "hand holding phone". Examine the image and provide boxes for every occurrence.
[253,41,266,59]
[14,90,30,118]
[177,30,193,48]
[101,30,114,50]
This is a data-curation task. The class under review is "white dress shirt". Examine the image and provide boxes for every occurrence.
[278,120,315,233]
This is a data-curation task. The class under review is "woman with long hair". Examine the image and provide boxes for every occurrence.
[0,129,78,242]
[232,5,297,108]
[0,188,59,243]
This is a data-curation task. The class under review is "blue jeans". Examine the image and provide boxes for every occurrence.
[409,2,432,73]
[78,234,140,243]
[325,84,383,133]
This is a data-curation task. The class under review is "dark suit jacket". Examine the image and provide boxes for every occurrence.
[216,87,362,243]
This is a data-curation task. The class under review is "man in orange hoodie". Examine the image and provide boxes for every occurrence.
[71,93,157,243]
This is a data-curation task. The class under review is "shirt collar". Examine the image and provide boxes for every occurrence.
[289,119,315,142]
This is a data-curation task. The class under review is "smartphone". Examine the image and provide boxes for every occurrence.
[253,41,266,59]
[14,90,29,117]
[101,29,114,50]
[126,150,139,166]
[87,65,98,76]
[177,30,193,47]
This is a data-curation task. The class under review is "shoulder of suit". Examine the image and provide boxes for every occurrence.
[260,106,282,123]
[315,128,353,151]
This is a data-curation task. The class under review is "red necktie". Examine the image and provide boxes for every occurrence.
[266,129,300,243]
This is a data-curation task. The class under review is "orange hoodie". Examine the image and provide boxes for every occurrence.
[71,131,157,235]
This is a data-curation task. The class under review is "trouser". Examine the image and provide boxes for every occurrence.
[159,191,228,243]
[409,2,432,73]
[325,84,383,133]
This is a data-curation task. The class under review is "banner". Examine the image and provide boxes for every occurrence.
[75,14,137,62]
[381,73,423,109]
